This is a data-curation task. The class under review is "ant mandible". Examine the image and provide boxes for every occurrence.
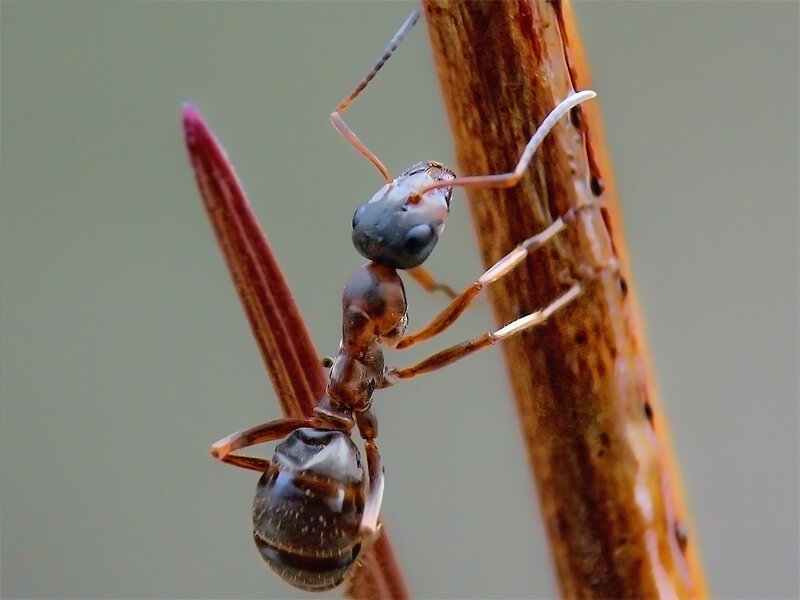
[209,7,597,591]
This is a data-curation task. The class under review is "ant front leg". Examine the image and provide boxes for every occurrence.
[392,90,601,350]
[329,8,420,182]
[412,90,598,198]
[210,416,317,472]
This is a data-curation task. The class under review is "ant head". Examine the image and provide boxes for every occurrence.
[351,161,455,269]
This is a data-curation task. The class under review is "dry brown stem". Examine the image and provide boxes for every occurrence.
[421,1,707,597]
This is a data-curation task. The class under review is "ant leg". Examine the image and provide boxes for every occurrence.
[360,439,385,539]
[413,90,597,197]
[396,214,578,350]
[209,416,316,472]
[353,407,383,538]
[407,265,458,300]
[330,7,420,182]
[385,283,584,383]
[391,90,601,349]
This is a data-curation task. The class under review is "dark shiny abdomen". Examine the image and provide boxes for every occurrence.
[252,428,365,591]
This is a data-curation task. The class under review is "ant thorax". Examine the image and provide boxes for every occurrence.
[324,261,409,413]
[340,263,408,351]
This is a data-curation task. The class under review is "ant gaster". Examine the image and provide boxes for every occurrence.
[208,8,597,592]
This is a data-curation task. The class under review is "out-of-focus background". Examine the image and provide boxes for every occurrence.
[2,2,797,599]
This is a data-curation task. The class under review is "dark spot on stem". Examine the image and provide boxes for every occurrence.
[569,106,582,129]
[597,431,611,457]
[590,176,604,197]
[643,401,654,424]
[674,521,689,552]
[574,330,588,345]
[619,277,628,297]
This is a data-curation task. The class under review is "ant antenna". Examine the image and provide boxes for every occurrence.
[335,8,421,115]
[330,8,421,182]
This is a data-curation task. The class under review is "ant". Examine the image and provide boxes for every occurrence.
[209,7,597,592]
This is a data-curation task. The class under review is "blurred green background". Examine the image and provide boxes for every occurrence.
[2,2,797,598]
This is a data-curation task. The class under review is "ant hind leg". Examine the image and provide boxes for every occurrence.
[359,439,385,540]
[210,416,316,473]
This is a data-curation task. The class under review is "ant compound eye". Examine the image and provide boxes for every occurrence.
[403,223,435,256]
[366,378,376,396]
[352,204,367,230]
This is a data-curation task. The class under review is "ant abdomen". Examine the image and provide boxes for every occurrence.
[251,428,366,591]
